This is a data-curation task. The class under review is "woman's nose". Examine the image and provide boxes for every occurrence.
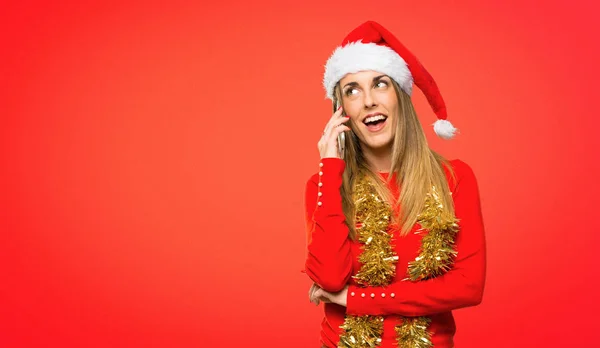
[363,90,377,108]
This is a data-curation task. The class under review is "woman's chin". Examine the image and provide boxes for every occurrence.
[363,137,394,151]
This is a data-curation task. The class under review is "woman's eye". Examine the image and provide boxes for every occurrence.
[345,88,358,96]
[376,81,388,88]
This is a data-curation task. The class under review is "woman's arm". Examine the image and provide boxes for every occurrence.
[304,157,353,293]
[346,160,486,316]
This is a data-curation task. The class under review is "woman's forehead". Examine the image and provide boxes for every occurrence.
[340,70,389,85]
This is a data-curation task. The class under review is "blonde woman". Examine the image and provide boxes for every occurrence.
[303,21,486,348]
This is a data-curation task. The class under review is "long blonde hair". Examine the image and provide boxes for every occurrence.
[333,79,457,240]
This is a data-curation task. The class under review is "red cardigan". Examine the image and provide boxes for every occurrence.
[303,158,486,348]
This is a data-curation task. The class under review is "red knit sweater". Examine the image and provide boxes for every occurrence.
[303,158,486,348]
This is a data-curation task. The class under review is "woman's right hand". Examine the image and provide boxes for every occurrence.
[308,282,322,306]
[318,106,351,159]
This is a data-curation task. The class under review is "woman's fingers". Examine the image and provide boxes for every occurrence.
[314,288,333,304]
[314,288,326,301]
[314,288,322,297]
[328,106,345,126]
[312,288,322,304]
[319,115,351,159]
[324,124,351,155]
[308,285,336,306]
[309,283,326,305]
[322,119,350,144]
[321,107,346,139]
[308,283,319,304]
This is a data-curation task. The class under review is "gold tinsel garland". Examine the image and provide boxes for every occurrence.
[406,186,460,282]
[339,174,397,348]
[395,317,433,348]
[352,174,398,287]
[338,175,459,348]
[339,316,384,347]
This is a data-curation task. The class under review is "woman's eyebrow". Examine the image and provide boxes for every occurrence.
[342,75,388,89]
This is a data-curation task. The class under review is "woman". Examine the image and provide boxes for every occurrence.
[303,21,486,348]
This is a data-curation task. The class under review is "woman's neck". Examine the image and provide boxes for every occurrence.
[363,145,393,173]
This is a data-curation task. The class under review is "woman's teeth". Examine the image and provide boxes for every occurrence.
[364,115,387,132]
[364,115,387,124]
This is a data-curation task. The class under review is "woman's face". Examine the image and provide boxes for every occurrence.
[339,70,399,151]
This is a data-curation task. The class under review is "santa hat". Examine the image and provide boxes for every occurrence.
[323,21,458,139]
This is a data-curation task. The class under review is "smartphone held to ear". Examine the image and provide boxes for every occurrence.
[335,101,346,159]
[337,132,345,158]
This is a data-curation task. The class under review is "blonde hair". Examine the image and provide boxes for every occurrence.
[333,79,457,240]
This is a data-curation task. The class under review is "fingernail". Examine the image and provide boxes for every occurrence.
[345,116,350,118]
[337,106,342,110]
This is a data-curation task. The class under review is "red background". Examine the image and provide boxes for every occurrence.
[1,1,599,347]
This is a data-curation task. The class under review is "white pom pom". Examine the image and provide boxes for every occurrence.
[433,119,458,140]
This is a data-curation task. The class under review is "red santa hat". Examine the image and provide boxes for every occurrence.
[323,21,458,139]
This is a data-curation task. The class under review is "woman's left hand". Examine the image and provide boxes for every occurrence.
[309,284,349,307]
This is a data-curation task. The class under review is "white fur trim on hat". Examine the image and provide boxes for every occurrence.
[433,119,458,139]
[323,40,413,100]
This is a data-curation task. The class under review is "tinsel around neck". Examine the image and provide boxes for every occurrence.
[352,173,398,287]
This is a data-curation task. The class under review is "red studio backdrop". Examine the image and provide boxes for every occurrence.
[1,1,599,347]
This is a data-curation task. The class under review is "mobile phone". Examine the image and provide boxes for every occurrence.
[335,101,346,158]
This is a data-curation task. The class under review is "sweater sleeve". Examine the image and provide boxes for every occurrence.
[346,160,486,316]
[303,158,353,292]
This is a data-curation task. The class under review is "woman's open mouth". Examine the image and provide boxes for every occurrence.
[363,114,388,132]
